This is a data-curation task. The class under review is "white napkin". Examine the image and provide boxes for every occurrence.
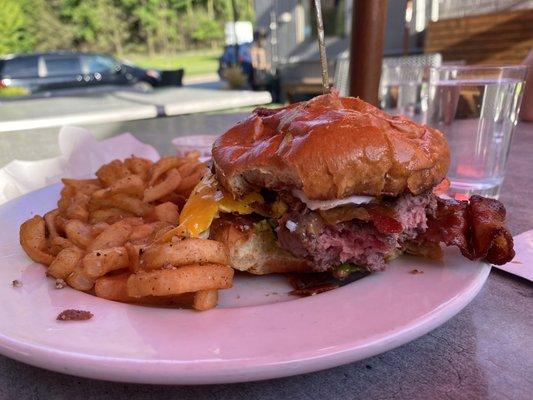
[493,230,533,282]
[0,126,159,205]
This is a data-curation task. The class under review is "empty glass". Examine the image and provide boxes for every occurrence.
[427,65,527,199]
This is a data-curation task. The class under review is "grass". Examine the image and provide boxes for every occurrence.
[122,48,221,77]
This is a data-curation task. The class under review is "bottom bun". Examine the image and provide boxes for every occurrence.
[210,217,314,275]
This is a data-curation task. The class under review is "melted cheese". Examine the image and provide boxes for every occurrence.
[175,174,264,238]
[178,178,219,237]
[218,191,264,214]
[292,189,374,210]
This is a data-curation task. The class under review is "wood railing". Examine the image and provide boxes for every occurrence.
[425,9,533,65]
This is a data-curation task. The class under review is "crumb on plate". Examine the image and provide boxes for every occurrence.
[55,279,67,289]
[410,269,424,274]
[11,279,22,288]
[57,309,93,321]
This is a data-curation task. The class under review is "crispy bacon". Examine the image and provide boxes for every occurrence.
[469,195,515,265]
[418,195,514,265]
[365,204,403,234]
[318,203,403,234]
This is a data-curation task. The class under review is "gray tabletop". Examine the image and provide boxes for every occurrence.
[0,114,532,400]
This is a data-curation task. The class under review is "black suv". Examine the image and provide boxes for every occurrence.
[0,52,183,94]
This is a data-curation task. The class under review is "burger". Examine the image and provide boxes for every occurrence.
[179,92,514,277]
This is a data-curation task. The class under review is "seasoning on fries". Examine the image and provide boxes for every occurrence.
[19,153,234,311]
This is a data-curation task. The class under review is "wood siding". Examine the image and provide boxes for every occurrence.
[425,10,533,65]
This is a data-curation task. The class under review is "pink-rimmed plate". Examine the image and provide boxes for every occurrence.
[0,183,490,384]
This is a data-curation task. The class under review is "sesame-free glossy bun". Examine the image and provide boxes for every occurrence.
[212,92,450,199]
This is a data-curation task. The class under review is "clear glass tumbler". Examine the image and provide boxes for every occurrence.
[379,65,430,123]
[427,65,527,199]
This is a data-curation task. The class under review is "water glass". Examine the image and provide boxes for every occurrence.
[427,65,527,199]
[379,65,430,123]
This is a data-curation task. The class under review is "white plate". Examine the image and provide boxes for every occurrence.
[0,183,490,384]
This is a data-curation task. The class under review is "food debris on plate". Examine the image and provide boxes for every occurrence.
[57,309,93,321]
[11,280,22,288]
[289,283,339,297]
[410,269,424,275]
[55,279,67,289]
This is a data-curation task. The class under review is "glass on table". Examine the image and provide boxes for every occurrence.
[427,65,527,199]
[379,65,430,123]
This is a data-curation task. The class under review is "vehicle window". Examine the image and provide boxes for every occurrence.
[44,57,82,76]
[2,57,39,79]
[86,55,117,73]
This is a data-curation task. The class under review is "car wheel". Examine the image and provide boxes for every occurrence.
[133,81,153,92]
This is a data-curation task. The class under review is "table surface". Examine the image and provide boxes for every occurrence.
[0,114,532,400]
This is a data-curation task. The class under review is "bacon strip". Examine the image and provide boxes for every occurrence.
[418,195,514,265]
[468,195,515,265]
[318,203,403,234]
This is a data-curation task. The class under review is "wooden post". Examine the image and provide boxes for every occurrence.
[349,0,388,105]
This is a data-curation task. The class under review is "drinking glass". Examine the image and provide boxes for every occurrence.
[379,65,430,123]
[427,65,527,199]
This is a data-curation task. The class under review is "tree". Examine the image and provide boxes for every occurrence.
[133,0,161,56]
[190,8,224,48]
[23,0,74,52]
[0,0,31,54]
[96,0,130,55]
[60,0,129,54]
[0,0,255,56]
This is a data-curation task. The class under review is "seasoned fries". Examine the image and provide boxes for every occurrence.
[82,247,129,278]
[140,239,229,270]
[193,290,219,311]
[127,264,234,297]
[87,220,132,251]
[48,247,84,279]
[143,168,182,203]
[19,153,232,311]
[20,216,55,265]
[152,202,180,224]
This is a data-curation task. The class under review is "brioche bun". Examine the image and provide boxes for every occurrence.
[209,217,313,275]
[212,92,450,200]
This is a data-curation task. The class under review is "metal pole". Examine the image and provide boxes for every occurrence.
[231,0,239,66]
[313,0,330,94]
[349,0,388,105]
[269,2,279,71]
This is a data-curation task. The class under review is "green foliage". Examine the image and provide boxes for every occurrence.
[0,0,254,56]
[28,1,75,52]
[0,0,31,54]
[190,9,224,44]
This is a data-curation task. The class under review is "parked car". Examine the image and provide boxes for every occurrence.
[0,51,183,94]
